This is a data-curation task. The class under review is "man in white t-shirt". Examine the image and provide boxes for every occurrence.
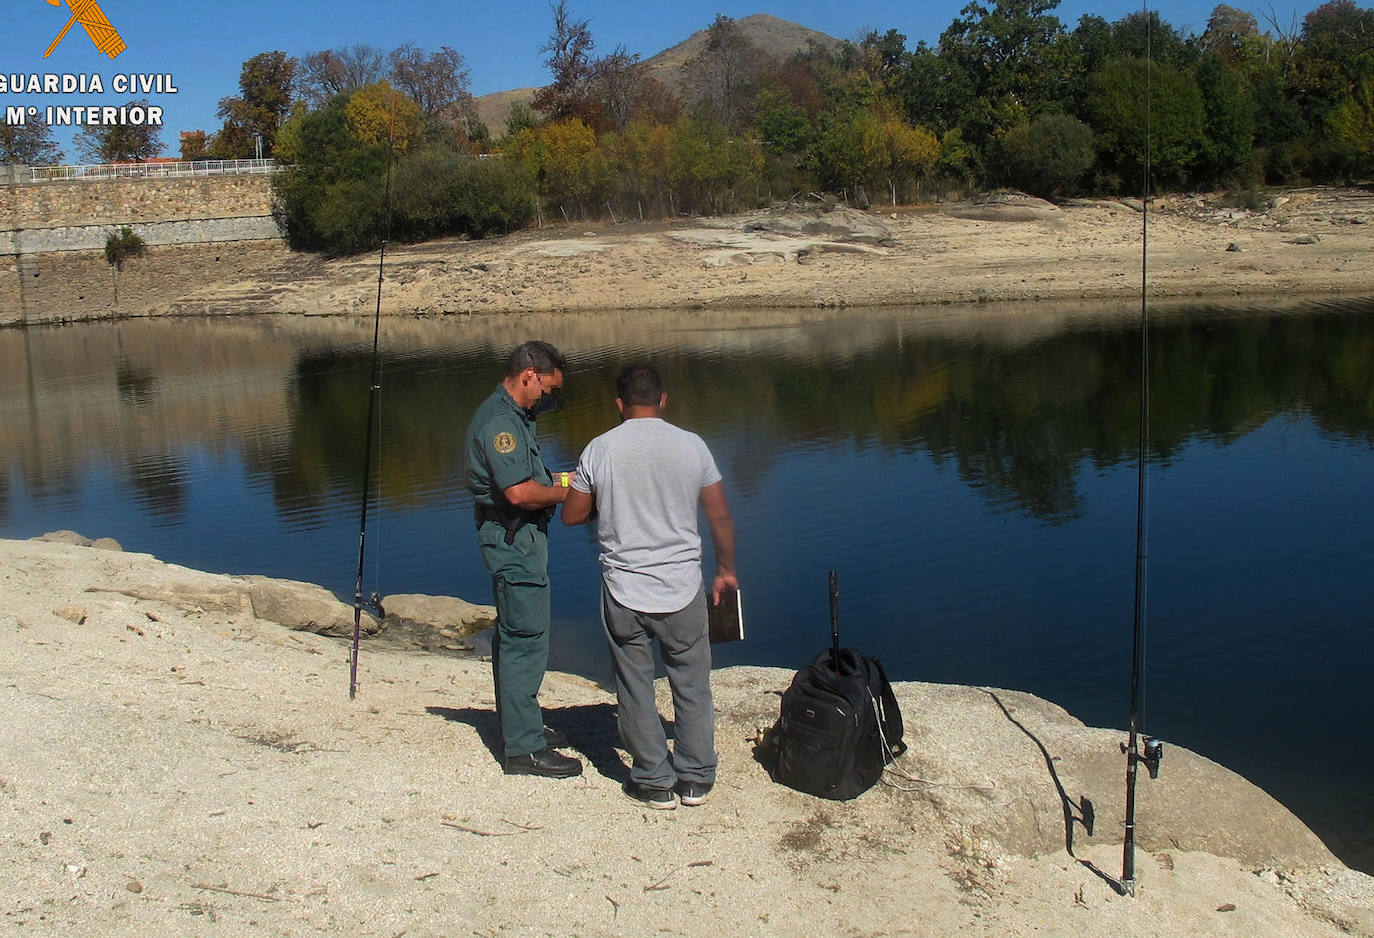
[562,363,737,809]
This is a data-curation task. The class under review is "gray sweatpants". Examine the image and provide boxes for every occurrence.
[600,583,717,790]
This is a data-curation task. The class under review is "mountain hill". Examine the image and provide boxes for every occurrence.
[472,13,843,135]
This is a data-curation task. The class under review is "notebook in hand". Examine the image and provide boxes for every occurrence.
[708,588,744,643]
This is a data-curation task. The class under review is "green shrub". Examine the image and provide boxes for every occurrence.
[273,94,535,254]
[104,227,146,270]
[998,113,1096,199]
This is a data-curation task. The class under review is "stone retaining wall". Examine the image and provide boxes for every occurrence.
[1,172,285,321]
[0,241,291,326]
[2,174,276,229]
[2,216,282,254]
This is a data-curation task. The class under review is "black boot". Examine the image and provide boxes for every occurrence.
[503,747,583,778]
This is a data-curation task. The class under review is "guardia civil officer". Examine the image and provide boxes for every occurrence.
[465,341,581,778]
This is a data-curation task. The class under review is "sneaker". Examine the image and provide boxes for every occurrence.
[622,781,676,810]
[674,780,713,806]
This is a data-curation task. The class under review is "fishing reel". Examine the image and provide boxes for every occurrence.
[1121,736,1164,780]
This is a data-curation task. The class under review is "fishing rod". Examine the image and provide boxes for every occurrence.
[349,96,398,700]
[1120,5,1164,895]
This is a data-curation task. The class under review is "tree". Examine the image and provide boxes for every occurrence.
[531,0,598,124]
[683,15,773,133]
[272,95,389,252]
[1,120,62,164]
[1087,58,1206,190]
[936,0,1071,145]
[212,51,297,159]
[538,117,602,216]
[880,115,941,203]
[812,106,885,194]
[588,47,680,132]
[1195,52,1256,186]
[1104,10,1197,68]
[74,101,163,162]
[345,81,424,152]
[1293,0,1374,124]
[388,44,474,120]
[505,101,539,138]
[1328,78,1374,178]
[104,226,145,310]
[666,114,762,214]
[859,28,911,94]
[389,145,533,239]
[104,226,145,270]
[1201,4,1260,65]
[897,42,975,135]
[998,112,1094,197]
[299,45,386,109]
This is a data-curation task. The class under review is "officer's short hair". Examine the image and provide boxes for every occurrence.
[616,363,663,407]
[507,341,566,377]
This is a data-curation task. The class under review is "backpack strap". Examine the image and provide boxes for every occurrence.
[867,656,907,757]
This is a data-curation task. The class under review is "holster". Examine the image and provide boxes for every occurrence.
[475,503,553,545]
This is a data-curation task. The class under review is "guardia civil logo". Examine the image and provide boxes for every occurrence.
[42,0,126,60]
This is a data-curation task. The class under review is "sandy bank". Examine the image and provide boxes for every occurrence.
[2,536,1372,936]
[5,188,1371,328]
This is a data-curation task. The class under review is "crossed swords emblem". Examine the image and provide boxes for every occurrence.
[43,0,126,60]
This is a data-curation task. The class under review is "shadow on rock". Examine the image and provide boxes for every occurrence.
[426,703,627,781]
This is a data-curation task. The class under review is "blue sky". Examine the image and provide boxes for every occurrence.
[2,0,1325,161]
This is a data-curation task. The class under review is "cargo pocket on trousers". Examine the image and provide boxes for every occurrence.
[494,573,550,639]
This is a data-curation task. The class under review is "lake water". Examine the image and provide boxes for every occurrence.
[2,299,1371,872]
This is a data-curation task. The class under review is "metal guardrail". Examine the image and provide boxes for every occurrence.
[26,159,282,182]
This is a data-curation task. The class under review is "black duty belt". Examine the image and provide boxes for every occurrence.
[474,503,553,545]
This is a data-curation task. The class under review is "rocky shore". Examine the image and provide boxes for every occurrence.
[2,534,1371,936]
[4,188,1371,328]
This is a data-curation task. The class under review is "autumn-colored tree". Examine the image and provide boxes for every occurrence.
[532,0,600,125]
[1201,4,1261,65]
[538,118,603,217]
[1328,78,1374,177]
[211,51,297,158]
[880,115,940,203]
[666,115,763,214]
[345,81,424,152]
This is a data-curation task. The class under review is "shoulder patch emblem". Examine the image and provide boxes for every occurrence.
[492,431,517,455]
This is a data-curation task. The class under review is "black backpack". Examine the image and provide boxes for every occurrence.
[771,646,906,800]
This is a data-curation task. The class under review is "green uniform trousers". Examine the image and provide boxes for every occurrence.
[478,520,551,758]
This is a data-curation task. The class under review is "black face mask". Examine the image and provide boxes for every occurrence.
[530,386,562,416]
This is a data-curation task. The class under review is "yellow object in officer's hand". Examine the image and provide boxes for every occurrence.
[559,472,570,487]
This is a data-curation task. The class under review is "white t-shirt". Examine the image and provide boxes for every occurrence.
[572,417,722,613]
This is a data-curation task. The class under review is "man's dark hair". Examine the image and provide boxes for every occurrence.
[507,340,566,377]
[616,363,663,407]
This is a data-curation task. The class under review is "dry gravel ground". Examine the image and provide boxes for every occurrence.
[137,187,1373,321]
[3,537,1372,937]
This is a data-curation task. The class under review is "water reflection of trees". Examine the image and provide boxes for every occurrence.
[128,454,189,522]
[281,306,1374,522]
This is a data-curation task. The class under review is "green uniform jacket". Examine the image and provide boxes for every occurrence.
[465,384,553,585]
